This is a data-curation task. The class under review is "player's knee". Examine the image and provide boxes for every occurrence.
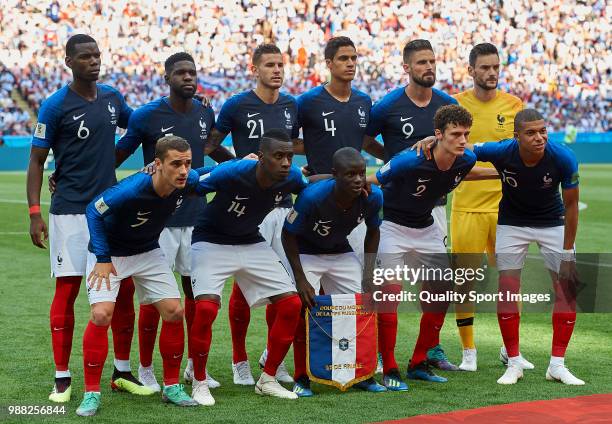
[90,305,113,326]
[159,301,184,322]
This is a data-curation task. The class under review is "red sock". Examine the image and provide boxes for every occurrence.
[83,321,109,392]
[184,297,195,358]
[497,275,521,357]
[292,309,307,379]
[552,279,577,357]
[50,276,81,372]
[159,320,184,386]
[191,300,219,381]
[377,284,401,374]
[410,312,446,365]
[228,283,250,363]
[111,278,135,361]
[138,304,160,368]
[265,304,277,352]
[264,295,301,376]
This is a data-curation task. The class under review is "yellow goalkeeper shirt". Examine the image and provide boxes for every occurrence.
[452,89,523,212]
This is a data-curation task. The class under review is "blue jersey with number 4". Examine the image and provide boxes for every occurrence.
[473,139,579,227]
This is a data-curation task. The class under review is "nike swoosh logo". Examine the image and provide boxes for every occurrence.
[566,320,576,324]
[173,354,182,359]
[318,220,332,223]
[321,111,334,116]
[400,116,412,122]
[73,113,86,120]
[137,211,151,216]
[503,169,517,175]
[247,113,260,118]
[87,363,100,367]
[417,178,430,183]
[53,326,67,331]
[501,316,512,320]
[161,126,174,132]
[235,196,249,200]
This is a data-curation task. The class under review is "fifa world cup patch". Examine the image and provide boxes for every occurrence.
[286,208,298,224]
[95,197,109,214]
[571,172,580,185]
[34,122,46,138]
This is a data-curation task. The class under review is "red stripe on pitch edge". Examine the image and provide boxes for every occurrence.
[355,293,377,379]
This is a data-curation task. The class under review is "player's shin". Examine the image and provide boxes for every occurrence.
[191,299,219,381]
[228,283,250,363]
[497,274,521,358]
[138,303,160,368]
[50,276,81,374]
[159,319,184,386]
[292,308,308,380]
[264,294,301,376]
[551,279,577,357]
[411,312,446,365]
[111,278,135,370]
[377,284,402,374]
[83,321,110,392]
[181,276,195,359]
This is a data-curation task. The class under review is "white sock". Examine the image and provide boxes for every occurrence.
[550,356,565,368]
[508,356,522,367]
[114,359,131,372]
[56,370,71,378]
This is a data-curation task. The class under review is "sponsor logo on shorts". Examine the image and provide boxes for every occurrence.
[57,254,63,265]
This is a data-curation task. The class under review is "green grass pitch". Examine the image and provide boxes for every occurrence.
[1,165,611,423]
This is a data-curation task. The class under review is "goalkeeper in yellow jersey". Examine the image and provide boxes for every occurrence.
[445,43,532,371]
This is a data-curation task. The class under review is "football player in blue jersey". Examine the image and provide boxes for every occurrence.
[368,105,497,390]
[26,34,147,402]
[115,52,227,391]
[282,147,386,396]
[203,44,300,385]
[188,129,327,405]
[365,39,460,375]
[468,109,583,386]
[78,136,209,415]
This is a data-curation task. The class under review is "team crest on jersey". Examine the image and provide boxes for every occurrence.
[357,106,367,128]
[284,108,293,129]
[108,102,117,125]
[176,196,184,209]
[357,214,364,224]
[34,122,47,138]
[453,174,463,186]
[542,173,553,188]
[95,197,109,214]
[274,192,284,205]
[496,113,506,131]
[199,118,208,139]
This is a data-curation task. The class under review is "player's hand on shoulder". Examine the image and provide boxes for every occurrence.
[194,94,212,108]
[29,213,48,249]
[141,161,156,175]
[296,276,315,309]
[301,164,313,177]
[411,136,436,159]
[48,172,56,194]
[242,153,259,161]
[88,262,117,291]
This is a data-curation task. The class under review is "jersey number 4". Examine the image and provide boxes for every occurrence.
[324,118,336,137]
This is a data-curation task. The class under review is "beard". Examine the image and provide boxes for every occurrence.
[475,77,498,91]
[412,73,436,88]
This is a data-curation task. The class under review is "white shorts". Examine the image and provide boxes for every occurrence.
[300,252,362,294]
[432,205,448,247]
[495,225,567,272]
[377,220,449,271]
[158,226,193,276]
[85,249,181,305]
[191,241,295,308]
[259,207,291,266]
[346,221,367,264]
[49,213,89,277]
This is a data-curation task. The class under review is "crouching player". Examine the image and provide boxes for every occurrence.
[188,129,311,406]
[77,136,206,416]
[282,147,385,397]
[367,105,497,390]
[470,109,583,385]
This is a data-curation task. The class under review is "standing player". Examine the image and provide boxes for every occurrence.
[27,34,146,402]
[203,44,299,385]
[282,147,385,397]
[451,43,527,371]
[188,130,312,406]
[364,39,459,374]
[367,105,496,390]
[78,136,204,416]
[468,109,583,385]
[115,52,225,391]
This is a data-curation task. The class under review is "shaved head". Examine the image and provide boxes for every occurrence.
[332,147,365,171]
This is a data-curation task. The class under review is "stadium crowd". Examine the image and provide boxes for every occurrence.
[0,0,609,136]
